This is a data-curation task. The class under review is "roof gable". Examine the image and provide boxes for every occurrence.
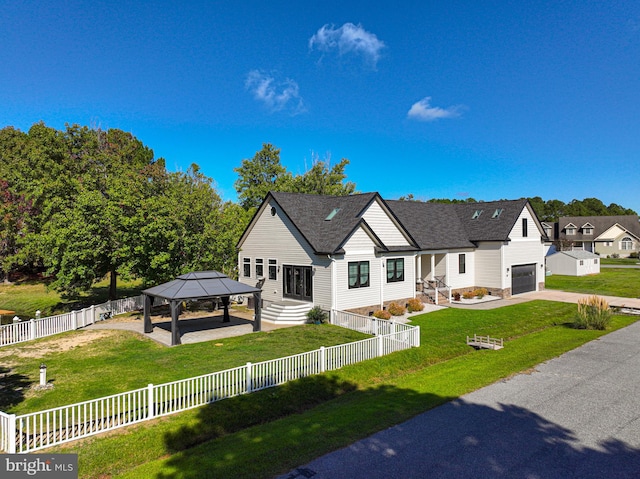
[557,215,640,241]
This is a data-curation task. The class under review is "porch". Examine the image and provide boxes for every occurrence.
[415,252,452,305]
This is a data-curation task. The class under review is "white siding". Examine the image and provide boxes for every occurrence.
[361,200,411,247]
[504,205,546,291]
[381,255,416,304]
[474,243,503,288]
[335,253,381,310]
[447,250,476,289]
[238,199,329,306]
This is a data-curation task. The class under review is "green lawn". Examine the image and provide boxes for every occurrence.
[600,257,639,265]
[545,268,640,297]
[0,324,368,414]
[18,300,629,479]
[0,276,144,321]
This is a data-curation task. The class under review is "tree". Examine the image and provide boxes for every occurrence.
[40,126,156,299]
[234,144,291,210]
[289,155,356,196]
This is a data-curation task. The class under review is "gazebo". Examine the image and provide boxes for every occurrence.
[142,271,262,346]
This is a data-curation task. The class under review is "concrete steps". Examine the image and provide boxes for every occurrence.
[261,301,312,324]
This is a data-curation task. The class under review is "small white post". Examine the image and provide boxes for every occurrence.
[320,346,326,373]
[373,317,378,336]
[246,362,252,393]
[35,310,41,320]
[90,305,95,325]
[72,310,78,330]
[147,384,155,419]
[39,364,47,386]
[377,335,384,357]
[29,318,35,340]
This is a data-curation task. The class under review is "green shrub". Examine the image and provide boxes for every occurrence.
[407,298,424,313]
[574,295,612,330]
[307,306,327,324]
[373,310,391,320]
[387,302,406,316]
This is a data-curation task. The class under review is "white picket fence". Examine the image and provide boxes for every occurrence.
[0,311,419,453]
[0,296,146,348]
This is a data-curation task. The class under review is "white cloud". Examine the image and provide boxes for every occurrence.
[407,97,464,122]
[245,70,305,115]
[309,23,385,68]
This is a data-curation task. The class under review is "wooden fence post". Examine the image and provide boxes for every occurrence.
[246,362,252,393]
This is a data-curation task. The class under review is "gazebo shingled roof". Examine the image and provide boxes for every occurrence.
[142,271,262,346]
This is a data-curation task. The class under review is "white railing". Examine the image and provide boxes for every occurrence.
[330,309,421,348]
[0,296,146,348]
[0,315,420,453]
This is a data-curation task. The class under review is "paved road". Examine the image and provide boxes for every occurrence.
[278,307,640,478]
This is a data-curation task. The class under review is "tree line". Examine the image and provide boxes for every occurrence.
[0,126,354,299]
[1,123,636,299]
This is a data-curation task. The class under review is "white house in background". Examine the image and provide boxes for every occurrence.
[237,192,548,323]
[553,215,640,258]
[546,250,600,276]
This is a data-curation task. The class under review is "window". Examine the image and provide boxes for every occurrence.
[243,258,251,277]
[594,259,598,264]
[348,261,369,289]
[325,208,341,221]
[522,218,528,237]
[565,224,576,235]
[621,237,633,250]
[583,227,593,235]
[459,254,466,274]
[386,258,404,283]
[579,260,584,266]
[492,208,503,219]
[255,258,264,278]
[472,210,483,219]
[268,259,277,280]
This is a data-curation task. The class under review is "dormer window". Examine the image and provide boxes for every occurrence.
[472,210,483,219]
[582,223,594,235]
[491,208,503,219]
[565,223,576,235]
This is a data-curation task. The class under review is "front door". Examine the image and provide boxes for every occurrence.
[283,265,313,301]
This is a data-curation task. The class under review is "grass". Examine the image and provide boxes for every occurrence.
[0,324,368,414]
[600,257,639,265]
[0,276,144,321]
[545,268,640,297]
[15,300,627,478]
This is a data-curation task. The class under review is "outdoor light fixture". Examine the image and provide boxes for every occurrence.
[40,363,47,387]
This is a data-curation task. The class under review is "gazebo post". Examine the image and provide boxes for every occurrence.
[222,296,230,322]
[253,291,262,332]
[170,300,181,346]
[143,294,153,333]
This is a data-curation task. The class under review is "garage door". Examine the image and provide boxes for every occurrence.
[511,264,536,294]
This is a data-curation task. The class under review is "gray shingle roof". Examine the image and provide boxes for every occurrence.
[385,200,474,249]
[269,191,384,254]
[453,199,531,242]
[261,192,534,253]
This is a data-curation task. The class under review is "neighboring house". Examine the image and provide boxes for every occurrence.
[546,250,600,276]
[553,215,640,258]
[237,192,548,322]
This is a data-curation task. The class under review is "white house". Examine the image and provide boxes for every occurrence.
[553,215,640,258]
[237,192,548,323]
[546,250,600,276]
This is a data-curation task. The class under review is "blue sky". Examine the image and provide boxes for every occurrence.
[2,1,639,212]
